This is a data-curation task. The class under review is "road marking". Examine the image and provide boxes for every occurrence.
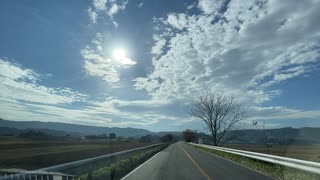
[121,151,161,180]
[193,145,274,179]
[179,144,212,180]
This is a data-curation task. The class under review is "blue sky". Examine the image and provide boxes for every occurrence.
[0,0,320,132]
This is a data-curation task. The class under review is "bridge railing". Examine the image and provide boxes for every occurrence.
[190,143,320,175]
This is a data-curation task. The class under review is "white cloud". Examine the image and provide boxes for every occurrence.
[107,0,128,19]
[109,99,183,125]
[3,0,320,130]
[248,106,320,120]
[0,59,87,105]
[82,48,120,85]
[81,33,136,86]
[133,0,320,125]
[108,3,119,17]
[88,8,98,24]
[167,13,188,30]
[151,35,166,55]
[197,0,227,14]
[0,99,114,127]
[92,0,107,11]
[0,58,180,128]
[112,20,119,28]
[108,4,119,17]
[88,0,128,27]
[138,2,143,8]
[135,0,320,105]
[186,2,196,10]
[0,59,39,82]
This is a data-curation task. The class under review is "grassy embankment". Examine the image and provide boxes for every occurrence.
[78,144,169,180]
[191,144,320,180]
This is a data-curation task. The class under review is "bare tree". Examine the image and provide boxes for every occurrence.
[191,91,246,146]
[182,129,198,143]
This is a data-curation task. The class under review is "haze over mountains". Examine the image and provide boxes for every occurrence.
[1,118,320,145]
[0,118,152,137]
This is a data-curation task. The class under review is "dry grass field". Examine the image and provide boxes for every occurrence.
[0,136,152,170]
[225,144,320,162]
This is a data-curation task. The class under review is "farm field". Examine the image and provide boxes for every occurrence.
[0,136,153,170]
[225,144,320,162]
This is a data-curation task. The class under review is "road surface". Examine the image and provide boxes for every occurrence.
[122,142,273,180]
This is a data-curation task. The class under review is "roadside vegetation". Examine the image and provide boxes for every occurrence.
[182,129,198,142]
[78,144,169,180]
[192,145,320,180]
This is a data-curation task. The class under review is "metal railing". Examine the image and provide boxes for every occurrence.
[0,169,74,180]
[0,143,164,180]
[40,143,163,172]
[190,143,320,175]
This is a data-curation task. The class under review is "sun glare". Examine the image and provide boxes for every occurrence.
[111,48,136,65]
[112,48,126,60]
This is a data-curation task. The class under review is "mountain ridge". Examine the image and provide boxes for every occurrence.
[0,118,152,137]
[1,118,320,145]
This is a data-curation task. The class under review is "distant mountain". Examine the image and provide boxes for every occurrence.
[0,126,22,136]
[0,126,70,136]
[1,118,319,145]
[226,127,320,145]
[178,127,320,145]
[0,118,152,137]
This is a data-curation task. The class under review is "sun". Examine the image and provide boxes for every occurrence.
[111,48,136,65]
[112,48,126,60]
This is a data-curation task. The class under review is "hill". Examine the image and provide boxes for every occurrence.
[0,118,152,137]
[1,118,320,145]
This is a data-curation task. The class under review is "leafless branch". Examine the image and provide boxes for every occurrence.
[190,90,246,146]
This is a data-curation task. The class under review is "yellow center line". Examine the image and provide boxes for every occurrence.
[179,144,212,180]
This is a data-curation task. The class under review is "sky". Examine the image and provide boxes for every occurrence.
[0,0,320,132]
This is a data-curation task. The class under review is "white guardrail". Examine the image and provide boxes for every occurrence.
[190,143,320,175]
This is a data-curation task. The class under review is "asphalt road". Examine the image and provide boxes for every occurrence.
[122,142,274,180]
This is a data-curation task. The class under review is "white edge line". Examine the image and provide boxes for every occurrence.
[121,151,161,180]
[189,143,274,179]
